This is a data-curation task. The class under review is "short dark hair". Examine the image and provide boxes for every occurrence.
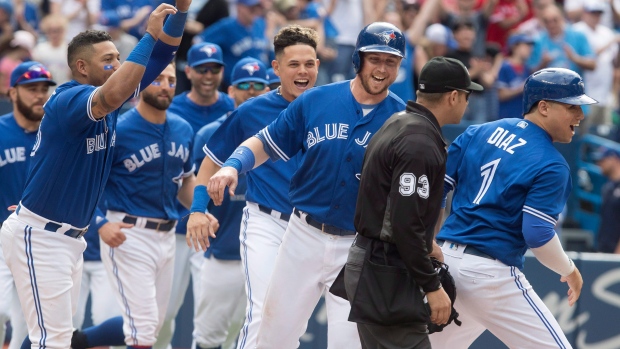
[416,90,449,104]
[273,25,318,58]
[67,30,113,72]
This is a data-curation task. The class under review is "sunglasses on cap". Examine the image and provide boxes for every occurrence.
[235,82,266,91]
[193,65,223,74]
[14,68,52,86]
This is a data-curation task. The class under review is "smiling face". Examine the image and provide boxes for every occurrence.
[539,100,585,143]
[358,52,401,96]
[273,43,318,102]
[82,41,121,87]
[186,63,224,101]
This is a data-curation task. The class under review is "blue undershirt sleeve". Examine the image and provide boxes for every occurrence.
[522,211,556,248]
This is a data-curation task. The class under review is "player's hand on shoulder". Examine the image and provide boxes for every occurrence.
[99,222,131,248]
[186,212,219,252]
[426,287,451,325]
[207,167,239,206]
[561,266,583,307]
[145,3,178,40]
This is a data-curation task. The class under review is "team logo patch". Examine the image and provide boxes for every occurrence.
[200,46,217,57]
[517,121,528,129]
[375,30,397,44]
[241,62,260,75]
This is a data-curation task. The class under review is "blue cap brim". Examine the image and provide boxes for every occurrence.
[15,78,57,86]
[190,59,225,67]
[231,77,269,86]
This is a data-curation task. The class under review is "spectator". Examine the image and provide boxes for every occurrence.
[423,23,453,59]
[32,14,72,87]
[99,0,153,40]
[573,2,618,131]
[195,0,270,90]
[0,31,35,96]
[100,16,139,62]
[447,18,497,122]
[0,0,14,54]
[565,0,615,28]
[486,0,529,50]
[49,0,100,42]
[516,0,554,39]
[440,0,498,57]
[528,4,596,76]
[497,33,534,118]
[594,146,620,253]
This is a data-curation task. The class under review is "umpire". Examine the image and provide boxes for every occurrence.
[342,57,483,348]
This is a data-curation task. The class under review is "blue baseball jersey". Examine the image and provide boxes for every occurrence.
[260,81,406,231]
[170,91,235,234]
[104,108,194,220]
[496,61,530,119]
[196,115,247,260]
[196,17,270,86]
[168,91,235,134]
[21,81,120,228]
[437,118,572,269]
[205,89,297,215]
[0,113,37,223]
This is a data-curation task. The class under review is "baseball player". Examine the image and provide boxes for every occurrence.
[204,22,407,349]
[194,0,269,88]
[192,57,271,349]
[0,61,55,349]
[97,61,213,349]
[430,67,591,348]
[186,25,319,349]
[265,67,280,90]
[0,3,187,348]
[154,41,235,349]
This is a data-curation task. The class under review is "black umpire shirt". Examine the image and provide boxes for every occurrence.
[354,101,446,293]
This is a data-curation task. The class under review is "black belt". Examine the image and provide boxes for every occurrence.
[44,222,88,239]
[122,215,176,232]
[437,239,495,260]
[293,208,355,236]
[257,204,290,222]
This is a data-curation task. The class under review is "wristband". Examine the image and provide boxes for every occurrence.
[126,33,156,67]
[223,146,255,174]
[163,10,188,37]
[190,185,209,213]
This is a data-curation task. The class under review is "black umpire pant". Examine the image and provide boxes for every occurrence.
[345,242,431,349]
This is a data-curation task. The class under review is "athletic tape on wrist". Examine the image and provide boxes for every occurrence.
[190,185,209,213]
[126,33,156,67]
[163,10,188,38]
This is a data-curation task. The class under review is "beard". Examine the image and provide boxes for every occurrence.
[16,91,44,122]
[142,92,172,110]
[359,73,390,96]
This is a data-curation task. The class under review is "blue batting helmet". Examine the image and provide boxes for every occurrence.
[522,68,597,115]
[352,22,406,73]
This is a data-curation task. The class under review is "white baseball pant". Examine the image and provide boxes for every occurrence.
[153,234,203,349]
[256,210,361,349]
[236,202,289,349]
[192,256,246,349]
[1,205,86,349]
[429,241,573,349]
[100,211,176,347]
[73,260,122,328]
[0,235,28,349]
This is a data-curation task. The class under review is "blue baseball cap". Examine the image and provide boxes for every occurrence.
[593,146,620,162]
[238,0,262,6]
[231,57,269,86]
[187,42,225,67]
[266,68,280,84]
[507,33,534,48]
[10,61,57,87]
